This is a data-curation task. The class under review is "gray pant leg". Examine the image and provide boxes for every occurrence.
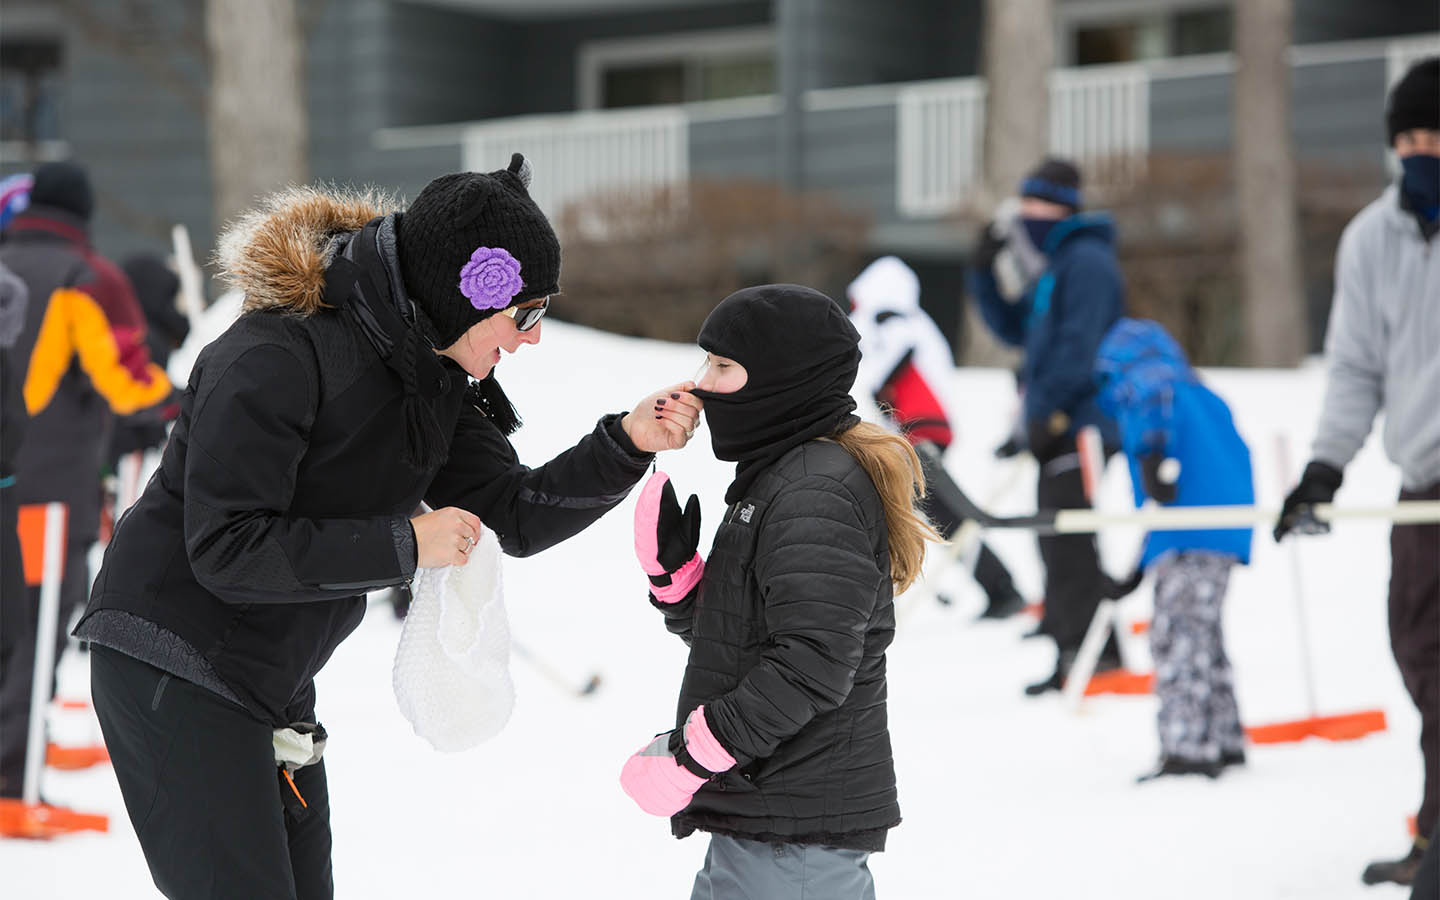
[1152,553,1237,762]
[691,834,876,900]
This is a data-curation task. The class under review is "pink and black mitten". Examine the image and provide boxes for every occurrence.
[633,471,704,604]
[619,706,737,817]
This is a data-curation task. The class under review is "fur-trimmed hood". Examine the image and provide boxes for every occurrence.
[215,185,400,316]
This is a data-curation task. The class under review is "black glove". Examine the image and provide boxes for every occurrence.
[1141,453,1179,504]
[972,221,1007,273]
[653,477,701,576]
[1104,568,1145,600]
[1273,460,1343,542]
[1025,411,1071,464]
[994,434,1024,459]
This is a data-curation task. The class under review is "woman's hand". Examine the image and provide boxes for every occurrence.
[411,506,484,568]
[622,382,703,453]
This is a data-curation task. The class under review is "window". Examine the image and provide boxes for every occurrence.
[579,28,775,110]
[0,37,64,148]
[1064,2,1231,66]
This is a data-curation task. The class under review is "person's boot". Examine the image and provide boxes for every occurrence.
[977,587,1025,620]
[1135,755,1223,783]
[973,546,1023,620]
[1220,748,1246,769]
[1361,841,1426,886]
[1024,649,1074,696]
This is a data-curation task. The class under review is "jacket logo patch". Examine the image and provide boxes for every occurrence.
[738,503,755,524]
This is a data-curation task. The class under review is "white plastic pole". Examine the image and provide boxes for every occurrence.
[116,449,145,517]
[170,224,206,330]
[1276,436,1320,720]
[1049,500,1440,533]
[1064,599,1118,710]
[21,502,66,806]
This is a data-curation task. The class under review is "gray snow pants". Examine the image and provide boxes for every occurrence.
[1150,551,1244,763]
[690,834,876,900]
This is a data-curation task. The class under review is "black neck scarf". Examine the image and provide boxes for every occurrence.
[693,284,861,504]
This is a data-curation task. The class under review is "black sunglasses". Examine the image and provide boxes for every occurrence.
[504,296,549,332]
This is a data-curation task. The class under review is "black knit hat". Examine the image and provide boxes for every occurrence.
[1387,57,1439,145]
[397,153,561,348]
[1019,157,1083,211]
[30,161,95,221]
[694,284,861,503]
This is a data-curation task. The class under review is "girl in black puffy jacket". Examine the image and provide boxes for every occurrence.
[622,284,941,899]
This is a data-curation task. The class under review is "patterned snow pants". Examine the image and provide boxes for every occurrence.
[1151,551,1244,762]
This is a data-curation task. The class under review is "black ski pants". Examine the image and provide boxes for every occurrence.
[1,523,89,798]
[1036,449,1110,654]
[1391,482,1439,842]
[90,647,334,900]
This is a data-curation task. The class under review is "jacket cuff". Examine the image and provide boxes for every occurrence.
[600,413,655,465]
[391,515,417,576]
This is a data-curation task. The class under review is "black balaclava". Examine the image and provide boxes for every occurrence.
[694,283,861,504]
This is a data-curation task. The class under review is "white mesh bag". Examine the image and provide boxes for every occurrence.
[392,528,515,751]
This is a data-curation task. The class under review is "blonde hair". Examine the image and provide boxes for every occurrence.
[829,421,943,594]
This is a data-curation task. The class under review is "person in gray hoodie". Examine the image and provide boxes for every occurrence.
[1274,56,1438,892]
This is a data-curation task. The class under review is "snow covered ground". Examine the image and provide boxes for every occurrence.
[7,318,1422,899]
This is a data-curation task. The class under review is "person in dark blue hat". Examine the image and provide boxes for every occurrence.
[968,156,1128,695]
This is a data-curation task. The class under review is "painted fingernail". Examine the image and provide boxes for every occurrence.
[670,393,680,399]
[655,415,662,419]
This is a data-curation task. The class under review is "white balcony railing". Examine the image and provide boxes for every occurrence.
[459,106,688,221]
[896,78,986,218]
[897,63,1149,217]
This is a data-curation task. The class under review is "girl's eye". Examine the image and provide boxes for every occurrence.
[714,362,729,370]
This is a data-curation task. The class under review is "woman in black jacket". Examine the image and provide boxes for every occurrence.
[74,155,701,900]
[622,284,940,899]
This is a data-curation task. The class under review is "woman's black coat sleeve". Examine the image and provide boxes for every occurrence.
[425,402,653,558]
[183,344,416,603]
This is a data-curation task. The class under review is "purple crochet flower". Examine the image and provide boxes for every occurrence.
[458,246,524,311]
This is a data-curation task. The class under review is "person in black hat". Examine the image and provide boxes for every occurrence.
[72,154,702,900]
[967,157,1127,695]
[1275,56,1439,891]
[621,284,940,898]
[0,160,174,802]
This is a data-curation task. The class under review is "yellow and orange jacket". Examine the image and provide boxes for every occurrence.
[1,207,173,537]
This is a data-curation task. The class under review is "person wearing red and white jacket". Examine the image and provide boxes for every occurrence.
[848,255,1023,618]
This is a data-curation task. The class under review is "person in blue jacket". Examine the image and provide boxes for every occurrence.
[1095,318,1253,781]
[969,158,1125,695]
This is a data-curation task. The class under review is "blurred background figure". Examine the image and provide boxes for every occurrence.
[0,260,32,769]
[847,255,1024,618]
[967,158,1125,695]
[0,160,173,800]
[1274,56,1440,891]
[105,254,189,472]
[1095,318,1253,783]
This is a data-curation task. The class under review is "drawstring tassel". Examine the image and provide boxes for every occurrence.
[400,328,449,470]
[472,374,522,436]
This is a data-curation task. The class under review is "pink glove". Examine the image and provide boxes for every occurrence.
[620,706,737,817]
[634,471,704,604]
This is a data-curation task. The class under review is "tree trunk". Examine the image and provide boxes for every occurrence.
[981,0,1053,209]
[205,0,307,231]
[1234,0,1306,366]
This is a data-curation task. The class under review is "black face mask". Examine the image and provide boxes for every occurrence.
[693,284,861,504]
